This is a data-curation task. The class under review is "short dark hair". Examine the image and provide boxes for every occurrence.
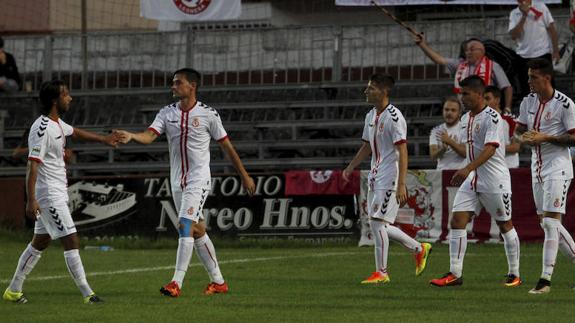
[484,85,501,99]
[369,73,395,90]
[39,79,65,115]
[527,58,554,78]
[174,68,201,86]
[459,75,485,94]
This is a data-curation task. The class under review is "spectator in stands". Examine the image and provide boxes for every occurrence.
[3,79,120,305]
[0,36,21,93]
[413,35,514,113]
[343,73,432,285]
[115,68,255,298]
[484,86,520,168]
[509,0,559,64]
[429,97,466,170]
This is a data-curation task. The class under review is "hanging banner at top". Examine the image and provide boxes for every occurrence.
[336,0,561,5]
[141,0,241,21]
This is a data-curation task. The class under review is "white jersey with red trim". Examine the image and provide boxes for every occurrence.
[459,107,511,193]
[27,115,74,201]
[149,101,227,190]
[517,90,575,182]
[361,104,406,191]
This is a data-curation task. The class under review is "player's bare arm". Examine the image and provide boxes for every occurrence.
[343,141,371,181]
[25,160,40,221]
[429,144,446,161]
[396,142,408,205]
[503,87,513,112]
[218,138,255,196]
[547,23,560,63]
[451,144,497,186]
[523,130,575,147]
[115,129,157,145]
[72,127,120,147]
[506,138,521,154]
[514,123,527,144]
[441,131,466,158]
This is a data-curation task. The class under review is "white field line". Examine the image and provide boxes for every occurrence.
[0,251,362,284]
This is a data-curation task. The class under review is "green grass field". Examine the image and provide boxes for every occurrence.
[1,234,574,323]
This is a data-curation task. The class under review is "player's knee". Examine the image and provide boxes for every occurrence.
[450,214,469,229]
[31,235,51,250]
[178,218,194,237]
[496,220,513,233]
[192,223,206,239]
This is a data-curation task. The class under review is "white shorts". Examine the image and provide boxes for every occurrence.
[34,200,77,240]
[452,186,512,222]
[368,189,399,223]
[532,180,571,215]
[172,187,210,222]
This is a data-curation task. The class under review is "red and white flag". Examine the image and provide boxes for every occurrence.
[284,170,360,196]
[141,0,241,22]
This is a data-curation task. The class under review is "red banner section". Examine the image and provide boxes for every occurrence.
[284,170,360,196]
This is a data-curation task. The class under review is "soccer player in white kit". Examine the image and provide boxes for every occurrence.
[3,80,120,304]
[116,68,256,297]
[430,75,522,288]
[343,74,432,284]
[514,59,575,294]
[429,97,466,170]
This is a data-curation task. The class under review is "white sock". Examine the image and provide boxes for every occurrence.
[63,249,93,297]
[386,224,421,253]
[541,217,560,281]
[558,223,575,264]
[449,229,467,278]
[501,228,520,277]
[8,244,42,292]
[194,234,224,284]
[370,219,389,274]
[172,237,194,288]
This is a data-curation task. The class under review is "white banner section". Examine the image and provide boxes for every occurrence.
[141,0,241,21]
[358,170,443,246]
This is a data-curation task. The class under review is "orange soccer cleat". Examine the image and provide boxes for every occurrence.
[504,274,522,288]
[361,271,390,284]
[430,272,463,287]
[160,281,181,297]
[204,282,229,295]
[415,243,432,276]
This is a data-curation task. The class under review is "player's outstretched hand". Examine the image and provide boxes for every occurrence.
[102,131,122,148]
[242,176,256,196]
[451,166,472,187]
[113,129,132,144]
[26,199,41,221]
[342,166,353,182]
[522,130,547,146]
[396,184,407,206]
[412,32,425,46]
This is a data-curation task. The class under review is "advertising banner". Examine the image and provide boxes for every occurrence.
[140,0,241,22]
[336,0,561,6]
[67,174,359,240]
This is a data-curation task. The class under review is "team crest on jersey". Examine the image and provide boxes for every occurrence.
[192,117,200,128]
[554,198,561,208]
[379,122,384,132]
[187,207,195,215]
[173,0,211,15]
[544,111,552,121]
[474,123,480,133]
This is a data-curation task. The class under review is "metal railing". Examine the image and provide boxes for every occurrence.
[2,16,572,92]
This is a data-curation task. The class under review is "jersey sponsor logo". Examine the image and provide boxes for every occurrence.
[389,108,399,122]
[192,117,200,128]
[173,0,211,15]
[544,111,552,121]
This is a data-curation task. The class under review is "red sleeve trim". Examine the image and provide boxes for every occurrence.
[147,127,160,136]
[217,135,229,143]
[485,142,500,148]
[568,128,575,135]
[28,157,43,164]
[394,139,407,145]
